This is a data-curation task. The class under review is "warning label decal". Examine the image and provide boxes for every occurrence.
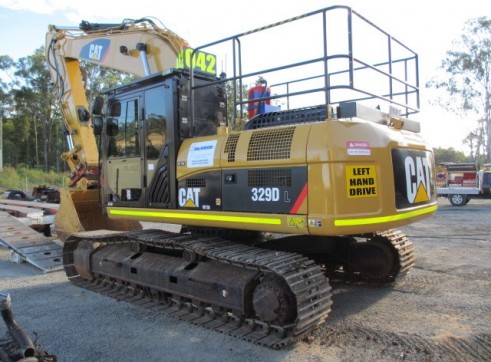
[346,141,371,156]
[346,165,378,198]
[287,216,306,228]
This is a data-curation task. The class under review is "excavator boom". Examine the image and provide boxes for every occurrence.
[46,18,187,237]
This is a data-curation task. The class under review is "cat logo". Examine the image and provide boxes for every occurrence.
[88,44,104,60]
[405,155,431,204]
[80,39,110,62]
[178,188,201,208]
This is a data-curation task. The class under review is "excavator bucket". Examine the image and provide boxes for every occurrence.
[55,188,141,241]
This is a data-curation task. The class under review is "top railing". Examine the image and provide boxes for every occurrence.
[190,5,419,126]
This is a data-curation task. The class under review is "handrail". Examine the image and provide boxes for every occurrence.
[189,5,420,128]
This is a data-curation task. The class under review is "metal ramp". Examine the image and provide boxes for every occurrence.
[0,211,63,273]
[0,198,59,213]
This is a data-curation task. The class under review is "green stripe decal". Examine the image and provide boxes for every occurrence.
[334,205,438,227]
[108,209,282,225]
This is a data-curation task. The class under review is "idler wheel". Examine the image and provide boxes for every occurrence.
[130,242,146,253]
[183,250,200,263]
[351,238,398,281]
[252,275,296,324]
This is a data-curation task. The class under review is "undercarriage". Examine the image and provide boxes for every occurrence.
[62,228,414,348]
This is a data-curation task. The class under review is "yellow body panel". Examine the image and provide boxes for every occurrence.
[109,118,437,236]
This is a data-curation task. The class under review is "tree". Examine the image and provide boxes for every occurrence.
[225,79,249,131]
[1,55,31,168]
[0,55,15,103]
[1,44,144,172]
[427,17,491,161]
[14,47,60,171]
[80,61,136,106]
[433,147,468,164]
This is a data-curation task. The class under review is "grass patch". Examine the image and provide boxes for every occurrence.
[0,166,67,194]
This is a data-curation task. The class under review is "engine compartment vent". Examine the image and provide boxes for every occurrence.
[248,169,292,187]
[185,178,206,188]
[244,105,327,130]
[224,134,240,162]
[247,127,295,161]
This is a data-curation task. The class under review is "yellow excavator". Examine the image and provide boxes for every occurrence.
[46,6,437,347]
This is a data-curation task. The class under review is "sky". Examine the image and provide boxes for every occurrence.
[0,0,489,154]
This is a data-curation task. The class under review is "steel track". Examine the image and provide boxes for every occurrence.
[63,229,332,348]
[380,229,416,278]
[324,229,416,284]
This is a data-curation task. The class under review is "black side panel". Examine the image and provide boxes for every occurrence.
[177,170,222,210]
[148,164,171,206]
[223,167,307,214]
[392,149,435,209]
[177,167,308,214]
[179,75,226,139]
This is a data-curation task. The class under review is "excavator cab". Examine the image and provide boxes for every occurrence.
[94,69,225,210]
[55,67,225,238]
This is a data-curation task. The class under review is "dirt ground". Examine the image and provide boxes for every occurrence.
[0,198,490,361]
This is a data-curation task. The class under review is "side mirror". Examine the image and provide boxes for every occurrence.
[106,117,119,136]
[110,102,121,117]
[93,116,103,135]
[92,96,104,115]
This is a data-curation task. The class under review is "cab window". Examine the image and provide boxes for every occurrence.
[108,99,140,157]
[145,86,167,160]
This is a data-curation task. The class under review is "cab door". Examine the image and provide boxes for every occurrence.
[103,95,144,205]
[144,83,175,208]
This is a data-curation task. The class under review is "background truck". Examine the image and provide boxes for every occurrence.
[45,6,437,347]
[436,163,491,206]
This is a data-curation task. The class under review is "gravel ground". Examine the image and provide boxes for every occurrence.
[1,198,490,361]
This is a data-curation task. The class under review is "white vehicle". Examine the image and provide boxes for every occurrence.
[436,163,491,206]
